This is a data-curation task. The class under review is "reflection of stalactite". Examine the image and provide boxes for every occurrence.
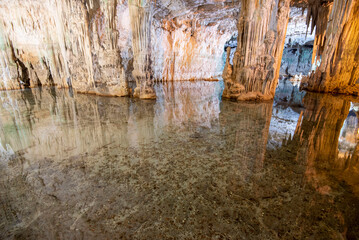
[293,93,350,163]
[345,142,359,170]
[265,92,359,239]
[279,92,358,199]
[339,110,359,196]
[154,81,222,129]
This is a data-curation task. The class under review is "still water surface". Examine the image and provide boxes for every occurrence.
[0,80,358,239]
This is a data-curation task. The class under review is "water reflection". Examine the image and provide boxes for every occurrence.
[0,82,358,239]
[154,81,223,129]
[266,92,359,239]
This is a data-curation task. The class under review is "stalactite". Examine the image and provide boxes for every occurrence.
[301,0,359,95]
[129,0,156,99]
[305,0,333,64]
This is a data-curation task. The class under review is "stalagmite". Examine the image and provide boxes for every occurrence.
[301,0,359,95]
[222,0,291,101]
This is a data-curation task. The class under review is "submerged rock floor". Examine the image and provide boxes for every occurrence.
[0,81,358,239]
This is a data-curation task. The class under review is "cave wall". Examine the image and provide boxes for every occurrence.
[0,0,133,96]
[280,43,313,77]
[0,0,238,98]
[280,7,315,77]
[153,18,235,82]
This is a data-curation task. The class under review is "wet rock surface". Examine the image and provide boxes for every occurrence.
[0,81,359,239]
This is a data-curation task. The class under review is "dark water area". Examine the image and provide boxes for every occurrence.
[0,80,358,239]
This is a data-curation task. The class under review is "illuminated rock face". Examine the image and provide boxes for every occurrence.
[222,0,291,101]
[301,0,359,95]
[1,0,358,99]
[0,0,132,96]
[153,19,236,82]
[129,0,158,99]
[0,0,238,98]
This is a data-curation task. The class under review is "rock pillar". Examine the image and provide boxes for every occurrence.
[223,0,291,101]
[129,0,156,99]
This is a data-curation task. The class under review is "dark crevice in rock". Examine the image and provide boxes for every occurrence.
[9,43,30,88]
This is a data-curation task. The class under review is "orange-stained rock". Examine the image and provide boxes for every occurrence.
[301,0,359,96]
[0,0,239,96]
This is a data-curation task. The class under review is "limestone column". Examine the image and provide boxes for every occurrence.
[129,0,156,99]
[222,0,291,101]
[301,0,359,95]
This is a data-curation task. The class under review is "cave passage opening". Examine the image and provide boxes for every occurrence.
[279,7,316,80]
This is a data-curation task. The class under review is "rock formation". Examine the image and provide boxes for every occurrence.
[0,0,238,98]
[0,0,132,97]
[222,0,291,101]
[301,0,359,95]
[129,0,156,99]
[1,0,358,100]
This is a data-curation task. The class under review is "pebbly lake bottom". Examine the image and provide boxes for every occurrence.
[0,80,358,239]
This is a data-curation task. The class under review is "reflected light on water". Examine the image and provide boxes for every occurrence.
[0,81,358,239]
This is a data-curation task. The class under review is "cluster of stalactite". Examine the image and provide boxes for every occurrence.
[222,0,291,101]
[301,0,359,95]
[222,0,359,100]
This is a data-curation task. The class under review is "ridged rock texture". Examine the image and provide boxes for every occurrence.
[0,0,132,96]
[1,0,359,100]
[0,0,239,98]
[301,0,359,95]
[222,0,291,101]
[129,0,156,99]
